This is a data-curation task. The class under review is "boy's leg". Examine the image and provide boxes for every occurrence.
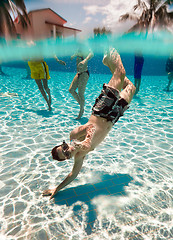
[107,52,126,92]
[104,49,135,104]
[102,48,119,74]
[120,76,136,104]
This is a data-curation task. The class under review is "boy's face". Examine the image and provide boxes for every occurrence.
[54,142,75,161]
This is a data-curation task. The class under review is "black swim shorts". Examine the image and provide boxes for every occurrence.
[92,84,129,124]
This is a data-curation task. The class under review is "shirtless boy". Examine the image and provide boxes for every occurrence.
[43,48,136,199]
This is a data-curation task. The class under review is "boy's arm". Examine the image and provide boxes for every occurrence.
[42,153,85,199]
[42,124,95,199]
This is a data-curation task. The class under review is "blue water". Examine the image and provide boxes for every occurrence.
[3,53,168,76]
[0,62,173,239]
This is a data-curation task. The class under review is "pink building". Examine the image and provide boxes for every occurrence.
[14,8,81,40]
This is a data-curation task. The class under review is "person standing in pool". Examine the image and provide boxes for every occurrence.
[28,56,66,111]
[0,64,4,75]
[165,55,173,91]
[134,52,144,95]
[69,48,93,119]
[0,62,6,76]
[43,48,136,199]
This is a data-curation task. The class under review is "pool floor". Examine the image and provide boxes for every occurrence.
[0,67,173,239]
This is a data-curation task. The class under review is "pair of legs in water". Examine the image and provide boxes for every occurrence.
[69,71,89,119]
[35,79,51,111]
[28,61,51,111]
[134,54,144,95]
[69,50,93,119]
[166,73,173,91]
[28,57,66,110]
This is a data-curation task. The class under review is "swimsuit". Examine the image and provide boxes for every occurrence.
[76,56,89,78]
[92,84,129,124]
[134,55,144,79]
[28,61,50,80]
[77,56,84,61]
[77,70,89,78]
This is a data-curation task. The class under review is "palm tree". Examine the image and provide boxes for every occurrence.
[0,0,29,37]
[93,27,112,37]
[119,0,173,34]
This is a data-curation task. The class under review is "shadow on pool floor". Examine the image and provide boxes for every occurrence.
[53,172,133,235]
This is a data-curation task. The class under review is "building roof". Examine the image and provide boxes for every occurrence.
[28,8,67,23]
[45,21,81,32]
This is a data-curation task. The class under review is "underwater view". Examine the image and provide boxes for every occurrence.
[0,35,173,240]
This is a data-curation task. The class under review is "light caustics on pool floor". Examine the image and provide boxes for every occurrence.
[0,69,172,239]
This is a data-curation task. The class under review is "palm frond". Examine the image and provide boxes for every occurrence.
[155,2,173,25]
[155,5,167,15]
[120,0,173,34]
[0,7,5,35]
[0,6,16,36]
[0,0,30,37]
[134,0,148,11]
[119,13,139,22]
[13,0,26,10]
[16,10,28,28]
[9,0,30,24]
[162,0,173,4]
[167,12,173,18]
[126,21,147,33]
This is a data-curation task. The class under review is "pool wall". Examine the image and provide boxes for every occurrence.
[3,54,168,76]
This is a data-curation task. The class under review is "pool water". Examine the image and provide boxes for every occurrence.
[0,64,173,240]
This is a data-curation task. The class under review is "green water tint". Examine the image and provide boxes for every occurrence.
[0,31,173,62]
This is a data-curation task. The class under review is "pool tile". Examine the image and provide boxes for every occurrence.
[100,174,119,181]
[88,188,110,199]
[85,223,93,235]
[107,184,126,195]
[112,175,132,185]
[74,184,96,196]
[54,189,76,202]
[66,194,90,205]
[72,204,84,216]
[86,209,97,223]
[54,199,67,206]
[84,201,96,211]
[93,179,114,190]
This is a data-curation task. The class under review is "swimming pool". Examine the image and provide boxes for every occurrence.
[0,62,172,239]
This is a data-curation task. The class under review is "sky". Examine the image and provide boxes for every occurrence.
[24,0,139,36]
